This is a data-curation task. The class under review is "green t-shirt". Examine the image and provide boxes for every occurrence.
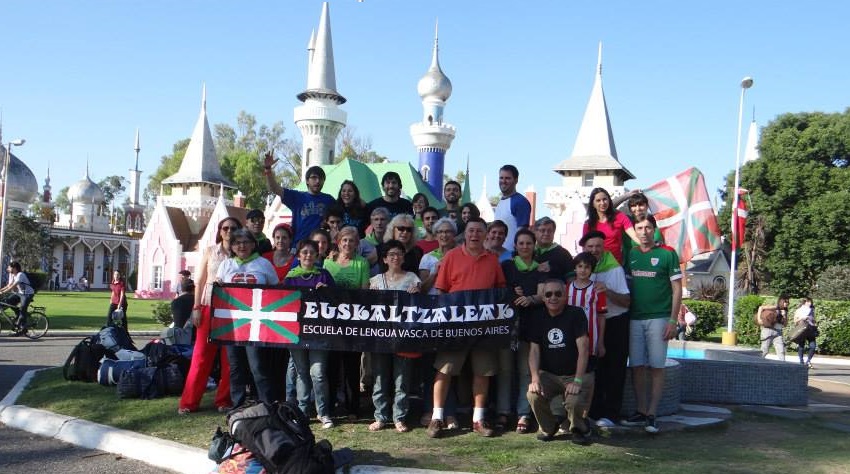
[324,256,370,289]
[626,245,682,320]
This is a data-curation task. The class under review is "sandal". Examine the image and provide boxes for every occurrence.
[445,416,459,430]
[516,416,530,434]
[368,420,387,432]
[395,421,410,433]
[177,408,192,415]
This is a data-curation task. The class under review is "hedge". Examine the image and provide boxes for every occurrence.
[682,299,723,341]
[732,295,850,356]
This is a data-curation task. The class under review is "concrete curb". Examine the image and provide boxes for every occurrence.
[0,369,215,474]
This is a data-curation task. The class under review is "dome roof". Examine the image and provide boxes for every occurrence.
[2,148,38,203]
[417,36,452,102]
[68,170,105,204]
[417,67,452,102]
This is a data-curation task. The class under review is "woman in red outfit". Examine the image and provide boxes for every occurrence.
[262,223,295,281]
[178,217,242,414]
[582,187,638,264]
[106,271,128,328]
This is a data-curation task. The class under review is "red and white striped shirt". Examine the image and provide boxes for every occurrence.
[566,281,607,355]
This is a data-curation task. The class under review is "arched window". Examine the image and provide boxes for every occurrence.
[421,165,431,182]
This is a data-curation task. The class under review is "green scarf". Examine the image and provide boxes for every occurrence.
[535,243,559,256]
[594,250,620,273]
[513,256,539,272]
[285,266,322,278]
[233,252,261,265]
[427,248,445,260]
[365,233,380,246]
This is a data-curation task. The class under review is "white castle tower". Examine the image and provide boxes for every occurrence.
[410,20,456,199]
[545,43,635,252]
[294,2,347,181]
[161,85,235,234]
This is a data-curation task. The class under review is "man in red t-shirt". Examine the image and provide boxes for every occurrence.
[427,217,506,439]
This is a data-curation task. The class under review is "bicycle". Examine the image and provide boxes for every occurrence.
[0,297,49,339]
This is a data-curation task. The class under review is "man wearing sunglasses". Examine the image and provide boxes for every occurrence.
[526,279,594,445]
[245,209,272,254]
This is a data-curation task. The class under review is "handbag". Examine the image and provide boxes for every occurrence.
[789,321,809,344]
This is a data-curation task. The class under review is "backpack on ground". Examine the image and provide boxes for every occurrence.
[98,357,146,386]
[226,401,334,474]
[117,363,184,399]
[756,305,779,328]
[141,340,191,377]
[63,335,109,382]
[98,326,136,353]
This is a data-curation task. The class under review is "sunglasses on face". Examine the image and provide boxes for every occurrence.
[221,226,237,232]
[249,218,265,224]
[396,226,413,233]
[544,291,564,298]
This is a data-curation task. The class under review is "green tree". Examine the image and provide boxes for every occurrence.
[54,186,71,214]
[720,110,850,296]
[98,175,127,215]
[4,213,57,271]
[335,127,386,164]
[144,138,190,203]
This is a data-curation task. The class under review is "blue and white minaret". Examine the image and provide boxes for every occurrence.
[410,21,456,199]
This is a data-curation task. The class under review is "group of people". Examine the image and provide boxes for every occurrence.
[757,295,819,367]
[173,151,687,445]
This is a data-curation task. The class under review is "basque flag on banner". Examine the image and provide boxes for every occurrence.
[733,189,750,251]
[643,167,722,263]
[210,285,301,346]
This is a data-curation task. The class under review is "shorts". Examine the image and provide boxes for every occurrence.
[628,318,669,369]
[434,349,498,377]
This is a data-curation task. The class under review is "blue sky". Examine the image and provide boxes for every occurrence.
[3,0,849,212]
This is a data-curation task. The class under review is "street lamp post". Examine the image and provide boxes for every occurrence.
[722,77,753,346]
[0,138,27,267]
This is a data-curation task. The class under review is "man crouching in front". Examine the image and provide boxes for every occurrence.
[527,279,594,445]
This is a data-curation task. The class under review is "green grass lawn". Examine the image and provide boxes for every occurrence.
[17,368,850,474]
[30,291,166,330]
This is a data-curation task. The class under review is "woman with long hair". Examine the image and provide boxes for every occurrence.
[411,193,430,239]
[284,239,337,428]
[368,239,422,433]
[456,203,480,243]
[263,223,295,281]
[793,297,818,368]
[324,226,371,420]
[384,214,423,273]
[499,228,545,434]
[178,217,241,414]
[582,187,638,264]
[217,228,282,408]
[336,180,368,236]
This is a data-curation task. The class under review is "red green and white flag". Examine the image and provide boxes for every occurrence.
[643,167,722,263]
[210,286,301,345]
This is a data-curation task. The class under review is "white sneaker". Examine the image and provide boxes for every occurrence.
[595,418,616,428]
[319,416,334,429]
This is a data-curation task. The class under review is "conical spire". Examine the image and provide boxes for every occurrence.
[554,43,634,180]
[133,128,140,169]
[571,42,617,160]
[298,2,346,104]
[461,155,471,204]
[163,85,233,187]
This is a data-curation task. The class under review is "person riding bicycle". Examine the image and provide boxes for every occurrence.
[0,261,35,335]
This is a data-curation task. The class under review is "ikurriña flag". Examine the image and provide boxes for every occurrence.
[210,285,301,345]
[733,188,750,251]
[643,167,722,263]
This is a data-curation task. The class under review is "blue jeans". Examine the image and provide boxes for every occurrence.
[496,342,532,418]
[371,353,413,423]
[285,357,298,403]
[291,349,330,418]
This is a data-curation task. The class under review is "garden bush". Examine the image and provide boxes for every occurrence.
[26,270,49,291]
[682,299,723,340]
[733,295,765,346]
[151,301,173,326]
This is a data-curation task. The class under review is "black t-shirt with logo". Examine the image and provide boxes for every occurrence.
[529,306,588,376]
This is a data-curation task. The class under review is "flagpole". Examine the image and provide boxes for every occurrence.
[723,76,754,346]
